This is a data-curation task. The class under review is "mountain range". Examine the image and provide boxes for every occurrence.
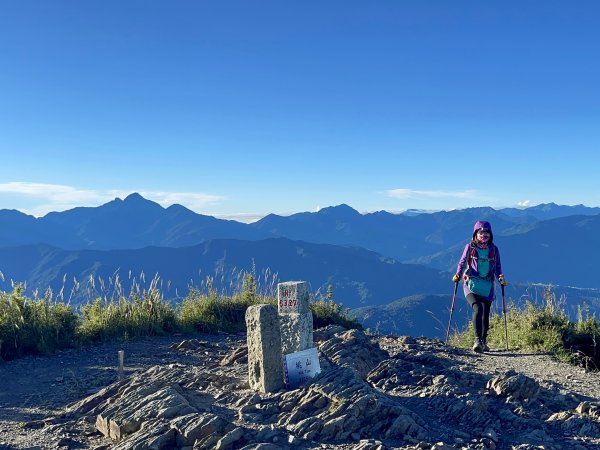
[3,194,600,260]
[1,193,599,336]
[0,239,449,310]
[0,193,270,250]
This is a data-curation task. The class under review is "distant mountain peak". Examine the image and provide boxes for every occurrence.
[532,202,559,211]
[115,193,164,210]
[318,204,361,216]
[124,192,149,203]
[166,203,193,213]
[464,206,497,213]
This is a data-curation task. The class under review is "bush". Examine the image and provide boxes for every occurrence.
[178,289,268,333]
[78,290,177,345]
[0,276,362,361]
[310,294,362,331]
[0,285,79,360]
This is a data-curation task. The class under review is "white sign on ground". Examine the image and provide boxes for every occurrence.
[283,347,321,389]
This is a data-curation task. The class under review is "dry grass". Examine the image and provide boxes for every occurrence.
[0,271,359,360]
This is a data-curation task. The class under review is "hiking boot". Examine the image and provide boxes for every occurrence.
[472,338,483,353]
[481,338,490,352]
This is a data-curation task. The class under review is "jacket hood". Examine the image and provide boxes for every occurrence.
[473,220,492,233]
[472,220,493,241]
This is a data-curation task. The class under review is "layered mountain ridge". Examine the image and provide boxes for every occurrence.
[1,194,599,336]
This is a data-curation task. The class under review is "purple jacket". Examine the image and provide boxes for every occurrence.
[456,242,503,301]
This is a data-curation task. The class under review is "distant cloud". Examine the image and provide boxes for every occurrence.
[0,181,224,217]
[517,200,531,207]
[211,212,267,223]
[386,188,477,200]
[0,182,119,215]
[0,181,115,203]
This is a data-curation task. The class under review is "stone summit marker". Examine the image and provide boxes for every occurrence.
[245,282,319,394]
[278,281,314,356]
[245,304,284,393]
[277,281,321,388]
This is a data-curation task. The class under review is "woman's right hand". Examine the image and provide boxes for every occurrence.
[452,274,460,283]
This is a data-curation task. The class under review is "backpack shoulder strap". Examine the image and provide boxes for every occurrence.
[468,242,477,261]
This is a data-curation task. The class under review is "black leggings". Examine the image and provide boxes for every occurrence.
[466,293,491,339]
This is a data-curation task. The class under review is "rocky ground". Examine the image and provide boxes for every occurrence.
[1,327,600,450]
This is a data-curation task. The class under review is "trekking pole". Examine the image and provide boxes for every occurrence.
[445,281,459,345]
[501,284,509,350]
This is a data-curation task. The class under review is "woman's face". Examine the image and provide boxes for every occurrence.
[476,229,491,243]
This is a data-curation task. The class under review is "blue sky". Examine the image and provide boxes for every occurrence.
[1,1,598,222]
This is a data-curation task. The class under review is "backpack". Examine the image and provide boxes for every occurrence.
[464,243,497,297]
[465,242,496,280]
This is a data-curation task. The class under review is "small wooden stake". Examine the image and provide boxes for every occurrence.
[118,350,125,380]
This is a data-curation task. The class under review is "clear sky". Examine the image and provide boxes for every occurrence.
[1,1,599,222]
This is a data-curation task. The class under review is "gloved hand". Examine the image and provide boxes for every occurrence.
[452,274,460,283]
[498,274,507,286]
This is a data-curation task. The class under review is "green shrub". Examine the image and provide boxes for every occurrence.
[78,290,177,344]
[310,296,362,330]
[0,285,79,359]
[177,289,269,333]
[561,308,600,370]
[0,275,362,360]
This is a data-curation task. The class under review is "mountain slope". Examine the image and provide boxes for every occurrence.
[252,205,532,261]
[351,293,470,339]
[422,214,600,289]
[0,238,449,309]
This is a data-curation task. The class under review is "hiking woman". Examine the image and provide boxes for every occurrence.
[453,220,507,352]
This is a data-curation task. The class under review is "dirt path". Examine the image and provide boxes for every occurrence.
[379,335,600,401]
[446,347,600,402]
